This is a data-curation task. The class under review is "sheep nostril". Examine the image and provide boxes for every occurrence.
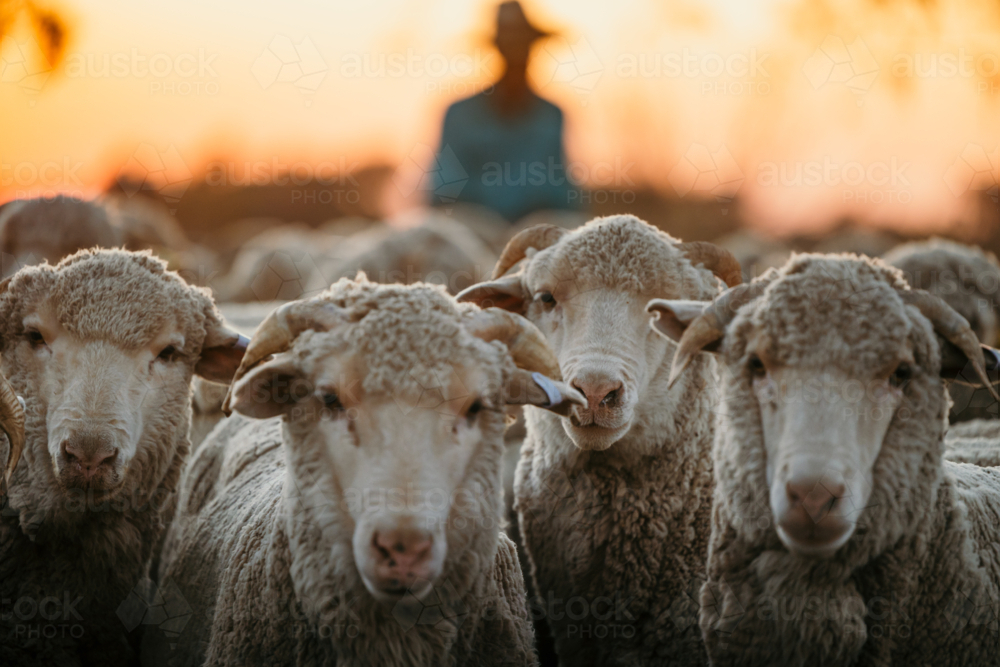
[601,388,619,406]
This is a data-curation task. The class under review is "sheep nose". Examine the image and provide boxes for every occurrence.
[371,528,434,589]
[785,478,846,523]
[570,376,624,412]
[61,438,118,480]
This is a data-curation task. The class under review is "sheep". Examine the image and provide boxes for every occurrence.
[144,278,588,667]
[0,249,247,666]
[457,214,743,665]
[0,196,122,278]
[884,238,1000,346]
[103,195,220,287]
[648,253,1000,666]
[329,212,497,294]
[945,418,1000,467]
[884,238,1000,422]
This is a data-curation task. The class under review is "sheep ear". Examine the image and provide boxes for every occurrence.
[227,356,306,419]
[196,331,250,383]
[940,340,1000,392]
[455,274,527,313]
[647,299,720,350]
[503,368,585,417]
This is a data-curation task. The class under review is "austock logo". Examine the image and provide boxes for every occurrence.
[2,591,85,640]
[116,143,193,212]
[802,35,879,103]
[539,36,603,102]
[0,34,55,99]
[393,143,469,208]
[251,35,327,105]
[669,144,745,214]
[944,143,1000,201]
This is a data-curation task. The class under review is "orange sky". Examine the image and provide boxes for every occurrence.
[3,0,1000,235]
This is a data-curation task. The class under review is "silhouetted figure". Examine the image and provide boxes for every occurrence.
[431,1,579,222]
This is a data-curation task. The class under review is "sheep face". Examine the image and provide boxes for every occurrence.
[0,249,246,511]
[459,216,720,451]
[750,362,905,557]
[233,338,503,604]
[648,255,981,559]
[228,282,583,605]
[22,307,191,499]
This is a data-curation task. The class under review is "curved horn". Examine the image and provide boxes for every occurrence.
[464,308,562,380]
[664,281,767,386]
[677,241,743,288]
[222,300,344,414]
[0,369,24,501]
[899,289,1000,402]
[493,225,567,279]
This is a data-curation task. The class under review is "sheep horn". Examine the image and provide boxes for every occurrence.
[899,289,1000,402]
[222,300,344,414]
[677,241,743,288]
[667,281,767,387]
[0,369,24,501]
[492,225,567,278]
[464,308,563,381]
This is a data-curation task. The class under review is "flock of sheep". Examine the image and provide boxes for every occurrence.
[0,194,999,666]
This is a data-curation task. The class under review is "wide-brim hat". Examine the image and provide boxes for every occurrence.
[492,1,555,46]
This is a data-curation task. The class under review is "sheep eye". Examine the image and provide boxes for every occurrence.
[322,393,343,410]
[466,399,483,424]
[537,292,556,306]
[25,330,45,347]
[748,354,766,378]
[890,363,912,388]
[157,345,177,361]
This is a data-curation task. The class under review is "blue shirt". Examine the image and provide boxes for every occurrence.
[430,91,580,222]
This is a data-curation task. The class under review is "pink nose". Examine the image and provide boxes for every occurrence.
[62,440,117,480]
[785,478,846,523]
[371,528,434,590]
[570,376,624,412]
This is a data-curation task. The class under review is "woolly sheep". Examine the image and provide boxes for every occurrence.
[884,238,1000,421]
[145,279,588,666]
[0,196,121,278]
[649,253,1000,666]
[330,213,496,294]
[945,418,1000,467]
[0,249,247,666]
[457,214,742,665]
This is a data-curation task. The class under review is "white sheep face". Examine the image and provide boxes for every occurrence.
[750,359,906,558]
[20,306,191,501]
[522,273,677,452]
[233,349,502,605]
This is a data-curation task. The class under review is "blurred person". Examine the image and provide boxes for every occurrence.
[430,1,580,223]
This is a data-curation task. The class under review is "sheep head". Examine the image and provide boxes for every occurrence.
[0,249,246,508]
[648,254,999,559]
[226,282,582,605]
[458,215,740,451]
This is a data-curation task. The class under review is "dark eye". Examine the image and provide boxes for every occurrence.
[890,363,912,388]
[26,330,45,347]
[748,354,766,378]
[466,399,483,424]
[537,292,556,306]
[322,392,343,410]
[157,345,177,362]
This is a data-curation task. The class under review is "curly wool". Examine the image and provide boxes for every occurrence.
[0,249,228,666]
[514,215,721,665]
[700,254,1000,666]
[884,238,1000,344]
[150,280,537,667]
[885,239,1000,421]
[945,419,1000,467]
